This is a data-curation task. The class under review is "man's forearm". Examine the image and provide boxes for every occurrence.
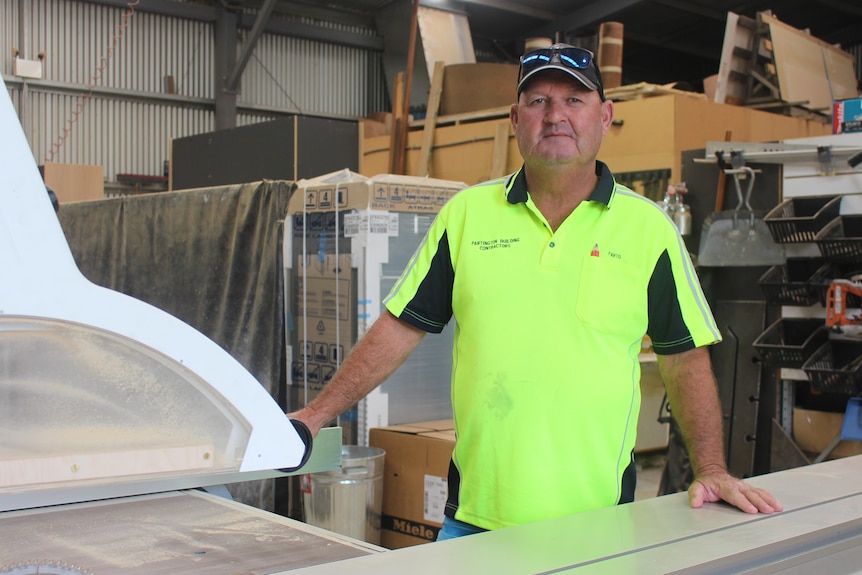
[658,346,727,476]
[292,311,426,435]
[660,347,783,514]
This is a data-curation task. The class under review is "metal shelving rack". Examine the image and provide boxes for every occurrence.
[703,134,862,436]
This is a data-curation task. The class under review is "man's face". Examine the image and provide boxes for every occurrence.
[510,70,613,169]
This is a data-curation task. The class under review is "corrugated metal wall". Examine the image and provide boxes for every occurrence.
[26,91,215,178]
[242,30,379,117]
[0,0,385,182]
[0,2,18,62]
[28,1,210,95]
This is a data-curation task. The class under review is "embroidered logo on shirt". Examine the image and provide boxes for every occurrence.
[471,237,521,251]
[591,243,600,257]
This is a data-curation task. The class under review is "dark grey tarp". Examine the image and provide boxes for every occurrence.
[58,180,296,512]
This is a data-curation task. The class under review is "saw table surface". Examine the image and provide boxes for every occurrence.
[0,489,380,574]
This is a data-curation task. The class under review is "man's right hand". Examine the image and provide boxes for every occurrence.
[287,407,324,438]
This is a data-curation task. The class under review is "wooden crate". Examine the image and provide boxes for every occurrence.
[601,94,831,183]
[361,94,831,186]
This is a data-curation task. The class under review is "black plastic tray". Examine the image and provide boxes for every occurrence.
[758,258,825,306]
[814,215,862,263]
[753,317,829,369]
[764,196,841,244]
[803,340,862,394]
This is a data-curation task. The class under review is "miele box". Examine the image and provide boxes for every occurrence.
[368,419,455,549]
[833,98,862,135]
[286,170,466,444]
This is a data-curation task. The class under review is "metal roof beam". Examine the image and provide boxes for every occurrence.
[226,0,277,92]
[814,0,862,18]
[453,0,555,21]
[526,0,648,39]
[249,0,377,29]
[80,0,217,21]
[238,13,384,50]
[79,0,383,51]
[649,0,727,22]
[625,31,718,61]
[214,4,238,130]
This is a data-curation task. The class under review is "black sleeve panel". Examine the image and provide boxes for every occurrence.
[395,230,454,334]
[647,249,697,355]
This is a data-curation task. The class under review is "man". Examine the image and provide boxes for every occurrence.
[290,43,781,540]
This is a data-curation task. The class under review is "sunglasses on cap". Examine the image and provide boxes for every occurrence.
[517,45,605,100]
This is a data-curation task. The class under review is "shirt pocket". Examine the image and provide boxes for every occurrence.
[575,255,648,337]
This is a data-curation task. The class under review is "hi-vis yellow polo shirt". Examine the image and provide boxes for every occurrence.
[384,161,721,530]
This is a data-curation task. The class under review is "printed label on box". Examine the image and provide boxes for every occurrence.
[371,183,459,212]
[834,98,862,135]
[381,515,440,542]
[424,474,448,523]
[343,211,399,238]
[343,213,362,237]
[298,186,349,210]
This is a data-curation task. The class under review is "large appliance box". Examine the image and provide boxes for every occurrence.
[286,170,466,445]
[368,419,455,549]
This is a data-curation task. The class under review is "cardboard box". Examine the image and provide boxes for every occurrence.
[288,170,464,215]
[601,94,831,184]
[292,252,356,393]
[833,98,862,135]
[793,407,862,459]
[287,170,466,443]
[368,419,455,549]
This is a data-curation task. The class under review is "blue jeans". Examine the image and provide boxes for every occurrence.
[436,516,488,541]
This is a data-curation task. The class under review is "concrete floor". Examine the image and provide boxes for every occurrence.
[635,450,667,501]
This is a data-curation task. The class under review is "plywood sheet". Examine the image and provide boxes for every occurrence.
[764,13,857,112]
[823,48,859,102]
[417,6,475,83]
[713,12,755,105]
[362,120,521,186]
[41,162,104,203]
[440,63,518,115]
[406,120,520,185]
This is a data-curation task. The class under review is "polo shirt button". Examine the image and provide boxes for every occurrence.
[549,242,555,247]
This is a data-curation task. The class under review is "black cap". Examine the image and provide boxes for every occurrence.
[517,44,605,101]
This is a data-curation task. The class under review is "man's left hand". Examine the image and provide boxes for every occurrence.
[688,471,783,514]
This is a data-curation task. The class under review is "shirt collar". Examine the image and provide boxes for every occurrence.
[505,160,615,206]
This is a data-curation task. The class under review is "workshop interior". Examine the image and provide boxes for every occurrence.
[3,0,862,573]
